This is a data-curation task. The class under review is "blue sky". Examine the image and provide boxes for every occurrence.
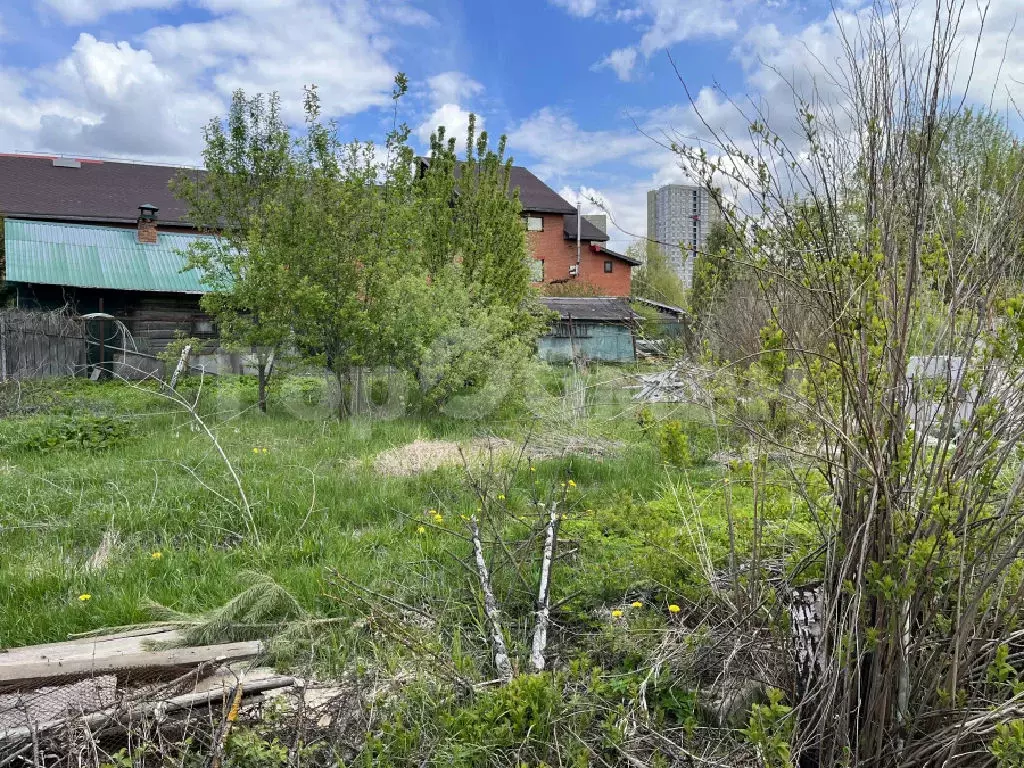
[0,0,1019,250]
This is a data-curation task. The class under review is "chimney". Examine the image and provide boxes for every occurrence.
[138,204,159,243]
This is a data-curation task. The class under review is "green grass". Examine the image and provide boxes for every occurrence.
[0,373,816,662]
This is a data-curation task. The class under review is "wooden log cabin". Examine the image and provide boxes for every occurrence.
[0,154,217,377]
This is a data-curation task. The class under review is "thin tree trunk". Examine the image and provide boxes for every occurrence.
[169,344,192,391]
[530,503,559,672]
[470,516,513,682]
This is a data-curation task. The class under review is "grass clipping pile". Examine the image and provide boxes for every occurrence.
[372,434,622,477]
[372,438,514,477]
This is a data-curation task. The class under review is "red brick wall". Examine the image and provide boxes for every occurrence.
[526,213,631,297]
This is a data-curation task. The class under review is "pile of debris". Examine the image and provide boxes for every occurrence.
[632,364,718,405]
[0,628,297,759]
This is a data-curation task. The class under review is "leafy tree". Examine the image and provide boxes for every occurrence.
[273,82,430,418]
[673,4,1024,765]
[629,240,686,308]
[172,91,294,412]
[691,221,739,322]
[413,115,546,411]
[181,77,543,420]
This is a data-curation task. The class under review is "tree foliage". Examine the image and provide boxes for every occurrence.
[629,239,686,308]
[674,4,1024,765]
[181,77,543,418]
[172,91,294,412]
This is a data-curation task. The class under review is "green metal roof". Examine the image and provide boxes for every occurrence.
[3,218,215,294]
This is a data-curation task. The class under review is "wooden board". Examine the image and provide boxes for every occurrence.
[0,629,263,688]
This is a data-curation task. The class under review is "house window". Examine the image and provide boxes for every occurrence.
[604,260,613,273]
[191,316,217,338]
[530,259,545,282]
[552,321,592,338]
[523,215,544,232]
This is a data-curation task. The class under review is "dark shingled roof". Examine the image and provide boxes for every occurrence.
[563,213,609,243]
[539,297,639,322]
[507,166,577,215]
[0,153,612,247]
[0,154,200,226]
[592,243,639,265]
[421,156,609,242]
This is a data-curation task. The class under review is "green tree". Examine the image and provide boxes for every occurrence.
[412,115,546,411]
[274,82,429,418]
[629,240,687,308]
[691,220,739,323]
[172,91,295,412]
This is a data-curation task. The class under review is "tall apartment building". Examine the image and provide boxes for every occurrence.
[646,184,720,288]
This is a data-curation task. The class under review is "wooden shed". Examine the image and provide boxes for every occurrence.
[537,297,639,363]
[2,216,217,377]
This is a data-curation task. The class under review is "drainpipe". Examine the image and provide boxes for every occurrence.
[576,191,581,271]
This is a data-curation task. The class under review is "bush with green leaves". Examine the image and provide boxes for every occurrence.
[658,419,690,468]
[364,662,689,768]
[12,413,132,453]
[993,720,1024,768]
[742,687,794,768]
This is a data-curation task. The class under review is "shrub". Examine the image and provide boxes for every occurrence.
[993,720,1024,768]
[658,420,690,468]
[742,687,794,768]
[20,414,131,453]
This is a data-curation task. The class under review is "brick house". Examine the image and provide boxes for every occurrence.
[508,166,640,296]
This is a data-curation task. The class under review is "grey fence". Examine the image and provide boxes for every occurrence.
[0,309,87,381]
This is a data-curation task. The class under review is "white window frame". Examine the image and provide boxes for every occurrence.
[530,258,545,282]
[523,215,544,232]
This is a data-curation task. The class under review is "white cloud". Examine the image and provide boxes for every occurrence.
[583,0,754,81]
[416,103,482,145]
[426,71,483,106]
[142,0,399,122]
[507,107,649,177]
[0,0,424,162]
[637,0,744,56]
[40,0,181,24]
[548,0,602,18]
[33,34,222,162]
[594,47,638,81]
[559,183,649,252]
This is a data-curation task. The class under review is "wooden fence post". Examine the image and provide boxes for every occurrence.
[0,312,7,382]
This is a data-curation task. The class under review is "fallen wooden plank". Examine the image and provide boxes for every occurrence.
[0,628,181,667]
[0,674,294,742]
[0,641,264,688]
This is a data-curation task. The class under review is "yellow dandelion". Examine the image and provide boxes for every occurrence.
[568,479,577,488]
[460,514,468,521]
[631,601,643,608]
[530,466,536,472]
[497,494,505,500]
[432,513,444,523]
[428,509,438,515]
[611,609,623,619]
[151,551,163,560]
[253,447,260,454]
[668,604,681,614]
[262,447,268,454]
[78,593,91,602]
[417,525,426,534]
